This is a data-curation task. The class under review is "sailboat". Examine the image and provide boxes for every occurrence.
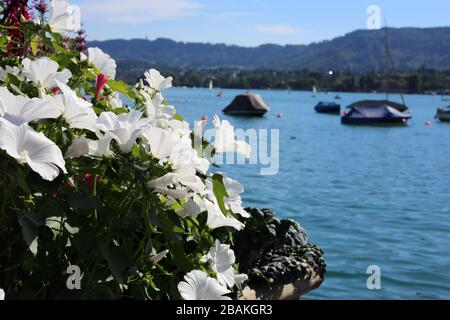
[312,86,318,98]
[342,25,412,125]
[209,80,214,91]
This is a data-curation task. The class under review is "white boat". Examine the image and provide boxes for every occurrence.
[312,86,318,97]
[209,80,214,90]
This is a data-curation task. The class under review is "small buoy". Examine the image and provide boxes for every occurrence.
[425,121,432,126]
[277,113,283,118]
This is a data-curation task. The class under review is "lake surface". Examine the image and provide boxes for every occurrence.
[165,87,450,300]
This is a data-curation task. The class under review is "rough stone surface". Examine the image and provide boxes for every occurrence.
[235,208,326,300]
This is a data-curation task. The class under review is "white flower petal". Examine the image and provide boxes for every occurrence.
[206,240,237,288]
[0,119,66,181]
[87,47,117,79]
[22,57,72,89]
[144,69,173,92]
[53,80,98,131]
[0,65,22,81]
[109,92,123,109]
[178,270,231,300]
[49,0,81,34]
[65,136,112,159]
[97,110,148,153]
[213,115,251,158]
[205,199,245,231]
[223,176,250,218]
[0,87,60,125]
[141,126,179,160]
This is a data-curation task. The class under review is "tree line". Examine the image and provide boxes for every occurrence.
[117,63,450,94]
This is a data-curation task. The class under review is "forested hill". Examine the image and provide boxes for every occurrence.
[90,27,450,72]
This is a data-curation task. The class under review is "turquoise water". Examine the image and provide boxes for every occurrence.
[165,88,450,300]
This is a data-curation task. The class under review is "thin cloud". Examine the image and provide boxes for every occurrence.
[80,0,202,24]
[215,11,257,18]
[255,24,301,35]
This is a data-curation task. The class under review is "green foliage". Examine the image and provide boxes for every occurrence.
[0,2,244,300]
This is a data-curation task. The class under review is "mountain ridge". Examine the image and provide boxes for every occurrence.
[89,27,450,72]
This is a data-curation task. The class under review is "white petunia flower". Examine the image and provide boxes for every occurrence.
[223,175,250,218]
[144,69,173,92]
[144,92,175,121]
[87,47,117,79]
[141,126,181,161]
[0,87,60,125]
[213,115,251,158]
[201,179,245,231]
[205,240,236,288]
[0,119,67,181]
[0,65,22,81]
[204,198,245,231]
[234,273,249,290]
[22,57,72,90]
[109,92,123,109]
[178,270,231,300]
[65,135,113,159]
[169,136,210,175]
[147,165,205,198]
[96,110,149,153]
[49,0,81,34]
[48,80,98,131]
[176,194,204,218]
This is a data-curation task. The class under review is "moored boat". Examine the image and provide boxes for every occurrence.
[436,106,450,121]
[314,101,341,114]
[223,93,270,116]
[341,100,412,125]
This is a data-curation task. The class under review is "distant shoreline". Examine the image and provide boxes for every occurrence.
[117,66,450,96]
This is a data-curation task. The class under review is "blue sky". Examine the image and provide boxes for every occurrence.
[72,0,450,46]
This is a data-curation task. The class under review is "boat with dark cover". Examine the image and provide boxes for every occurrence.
[223,93,270,116]
[314,101,341,114]
[436,106,450,121]
[341,100,412,125]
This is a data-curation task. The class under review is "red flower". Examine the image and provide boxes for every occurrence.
[75,173,101,192]
[51,87,61,94]
[3,0,30,56]
[94,73,109,101]
[34,0,47,14]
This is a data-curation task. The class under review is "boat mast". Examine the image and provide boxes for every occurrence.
[384,19,406,105]
[384,24,389,101]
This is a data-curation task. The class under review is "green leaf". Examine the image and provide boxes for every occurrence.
[67,192,102,211]
[102,246,137,284]
[51,40,64,52]
[15,167,30,194]
[172,114,184,121]
[17,211,44,255]
[31,37,39,56]
[172,226,185,234]
[131,144,140,158]
[107,80,129,96]
[212,174,229,214]
[72,231,95,256]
